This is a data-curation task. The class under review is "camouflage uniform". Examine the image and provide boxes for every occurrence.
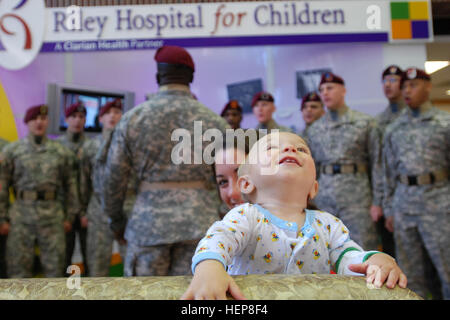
[376,101,406,134]
[299,124,311,139]
[0,138,8,152]
[256,119,293,134]
[56,131,88,274]
[102,88,228,276]
[80,130,137,277]
[0,134,79,278]
[383,101,450,299]
[0,138,9,278]
[306,105,382,251]
[374,100,406,258]
[57,131,87,156]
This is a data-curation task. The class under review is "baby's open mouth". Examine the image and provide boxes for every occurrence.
[279,156,301,166]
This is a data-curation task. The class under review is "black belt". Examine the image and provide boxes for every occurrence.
[398,170,449,186]
[321,163,368,175]
[17,190,57,201]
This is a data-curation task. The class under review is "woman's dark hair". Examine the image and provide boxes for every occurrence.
[211,131,252,184]
[306,201,320,211]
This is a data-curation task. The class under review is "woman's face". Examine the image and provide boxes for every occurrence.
[214,147,247,209]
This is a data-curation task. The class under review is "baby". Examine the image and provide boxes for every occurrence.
[182,132,407,300]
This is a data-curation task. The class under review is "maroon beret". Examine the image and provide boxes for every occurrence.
[382,65,403,79]
[65,101,86,118]
[301,91,322,110]
[154,45,195,71]
[24,104,48,123]
[220,100,243,117]
[99,98,123,118]
[251,91,274,108]
[402,67,431,84]
[319,72,345,87]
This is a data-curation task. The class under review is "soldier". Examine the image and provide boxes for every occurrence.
[377,65,407,133]
[0,138,8,151]
[0,137,9,278]
[79,98,135,277]
[300,91,325,138]
[220,100,243,130]
[305,72,382,251]
[382,67,449,299]
[252,91,293,133]
[0,105,79,278]
[374,65,406,258]
[57,101,89,275]
[101,45,229,276]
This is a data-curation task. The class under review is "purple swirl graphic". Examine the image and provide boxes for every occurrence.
[13,0,28,10]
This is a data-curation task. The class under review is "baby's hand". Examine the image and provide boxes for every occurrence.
[180,260,245,300]
[348,253,407,289]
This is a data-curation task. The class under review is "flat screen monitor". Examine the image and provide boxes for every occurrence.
[47,83,135,135]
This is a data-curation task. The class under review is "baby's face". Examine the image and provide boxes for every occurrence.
[245,132,317,188]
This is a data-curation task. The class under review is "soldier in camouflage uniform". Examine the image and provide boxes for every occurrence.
[300,91,324,138]
[0,138,7,150]
[305,72,382,251]
[56,102,89,275]
[0,105,79,278]
[101,45,229,276]
[252,91,293,133]
[376,66,407,135]
[373,65,406,258]
[79,99,136,277]
[0,137,9,278]
[220,100,243,130]
[382,68,450,299]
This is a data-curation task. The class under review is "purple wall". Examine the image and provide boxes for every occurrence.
[0,54,66,138]
[0,42,386,138]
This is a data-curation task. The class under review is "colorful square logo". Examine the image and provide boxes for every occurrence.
[391,1,430,40]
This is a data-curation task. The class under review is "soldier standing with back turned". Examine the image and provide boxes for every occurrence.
[0,137,9,278]
[101,45,229,276]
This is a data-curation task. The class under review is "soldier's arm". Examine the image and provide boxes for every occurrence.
[368,120,383,207]
[63,148,80,224]
[446,117,450,167]
[102,123,133,234]
[74,147,87,218]
[80,143,95,213]
[0,147,12,225]
[304,130,321,181]
[381,132,396,219]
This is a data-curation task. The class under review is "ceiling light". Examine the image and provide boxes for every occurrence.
[425,61,449,74]
[446,90,450,96]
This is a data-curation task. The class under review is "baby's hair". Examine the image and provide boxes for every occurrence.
[236,132,317,207]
